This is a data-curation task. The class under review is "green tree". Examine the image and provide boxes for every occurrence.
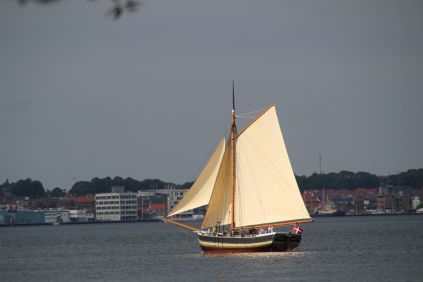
[70,181,95,196]
[91,177,113,194]
[112,176,125,187]
[51,187,63,197]
[10,178,45,198]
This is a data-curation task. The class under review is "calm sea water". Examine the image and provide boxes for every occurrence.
[1,215,423,282]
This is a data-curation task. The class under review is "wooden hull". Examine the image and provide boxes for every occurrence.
[198,232,301,253]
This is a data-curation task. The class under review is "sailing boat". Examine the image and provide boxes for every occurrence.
[164,83,312,253]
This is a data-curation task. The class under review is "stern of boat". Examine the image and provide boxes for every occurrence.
[271,233,301,252]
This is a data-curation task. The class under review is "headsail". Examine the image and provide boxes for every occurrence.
[234,105,311,228]
[201,141,232,229]
[167,137,226,217]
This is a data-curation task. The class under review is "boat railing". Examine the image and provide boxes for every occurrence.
[197,228,276,238]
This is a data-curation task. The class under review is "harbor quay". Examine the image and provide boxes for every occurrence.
[1,184,422,226]
[303,186,423,216]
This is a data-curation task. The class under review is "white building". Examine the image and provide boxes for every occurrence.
[149,188,196,218]
[412,196,421,210]
[95,191,138,221]
[69,209,94,222]
[152,189,186,211]
[43,210,70,224]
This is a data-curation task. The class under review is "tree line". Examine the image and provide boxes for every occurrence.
[1,169,422,198]
[68,176,192,196]
[296,169,423,191]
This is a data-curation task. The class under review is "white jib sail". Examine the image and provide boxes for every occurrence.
[167,137,226,217]
[234,105,311,227]
[201,141,232,229]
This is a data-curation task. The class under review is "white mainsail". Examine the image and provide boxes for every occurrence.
[167,137,226,217]
[234,105,311,227]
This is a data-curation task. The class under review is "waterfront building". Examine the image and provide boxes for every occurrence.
[8,210,45,225]
[412,196,421,210]
[43,210,71,224]
[95,189,138,221]
[153,188,188,211]
[137,191,167,219]
[142,188,194,218]
[44,210,60,224]
[64,194,95,212]
[0,210,10,225]
[302,191,321,213]
[69,209,95,222]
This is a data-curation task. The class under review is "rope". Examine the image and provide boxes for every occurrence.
[237,108,266,117]
[236,115,255,119]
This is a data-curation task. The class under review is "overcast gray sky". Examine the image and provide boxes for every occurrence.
[1,0,422,190]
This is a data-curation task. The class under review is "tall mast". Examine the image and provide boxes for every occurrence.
[231,80,237,229]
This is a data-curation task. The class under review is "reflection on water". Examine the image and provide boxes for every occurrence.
[203,250,310,259]
[1,216,423,282]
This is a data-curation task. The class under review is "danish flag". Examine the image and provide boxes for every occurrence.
[292,225,303,235]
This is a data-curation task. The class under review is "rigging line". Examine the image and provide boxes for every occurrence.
[235,115,255,119]
[236,104,275,139]
[237,108,267,117]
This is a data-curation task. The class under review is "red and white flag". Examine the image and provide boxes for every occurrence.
[292,225,303,235]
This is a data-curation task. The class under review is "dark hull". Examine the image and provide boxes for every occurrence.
[198,232,301,253]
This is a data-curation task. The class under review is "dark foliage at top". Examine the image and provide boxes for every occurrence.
[295,169,423,191]
[0,178,45,198]
[68,176,181,196]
